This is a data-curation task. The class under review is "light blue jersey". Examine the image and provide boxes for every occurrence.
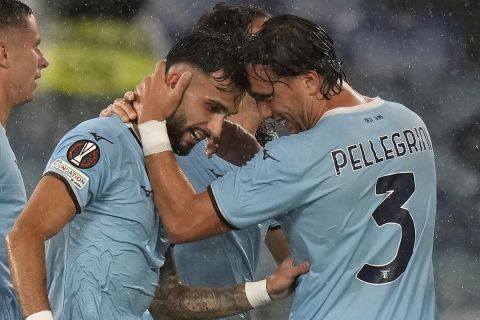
[174,141,267,320]
[0,125,25,319]
[210,98,437,320]
[44,116,168,320]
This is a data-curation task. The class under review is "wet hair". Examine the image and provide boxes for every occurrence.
[194,2,270,45]
[241,14,346,100]
[165,31,248,92]
[0,0,33,31]
[194,3,277,145]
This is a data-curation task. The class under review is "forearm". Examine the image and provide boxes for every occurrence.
[5,176,76,317]
[145,153,230,243]
[6,228,50,316]
[145,153,197,237]
[214,120,261,166]
[265,228,291,265]
[149,245,309,320]
[149,283,252,320]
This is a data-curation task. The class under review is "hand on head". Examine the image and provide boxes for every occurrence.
[100,61,192,124]
[99,91,137,122]
[134,61,192,124]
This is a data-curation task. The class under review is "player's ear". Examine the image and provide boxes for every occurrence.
[303,70,321,97]
[166,72,180,90]
[0,42,10,68]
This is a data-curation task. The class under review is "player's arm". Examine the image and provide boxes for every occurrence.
[143,147,229,244]
[101,94,261,166]
[265,226,292,265]
[129,61,231,244]
[206,120,261,166]
[5,175,77,318]
[149,248,309,320]
[107,64,285,247]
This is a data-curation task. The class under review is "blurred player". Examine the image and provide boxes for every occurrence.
[131,14,438,320]
[0,1,49,318]
[6,31,308,320]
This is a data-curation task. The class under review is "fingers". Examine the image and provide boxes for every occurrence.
[124,91,135,102]
[290,261,310,277]
[113,99,137,122]
[205,137,219,158]
[153,60,167,82]
[279,257,309,277]
[173,71,192,98]
[153,59,191,102]
[132,61,187,123]
[114,98,137,120]
[99,105,114,117]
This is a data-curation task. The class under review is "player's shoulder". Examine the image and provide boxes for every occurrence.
[56,115,131,150]
[51,115,131,164]
[69,115,126,139]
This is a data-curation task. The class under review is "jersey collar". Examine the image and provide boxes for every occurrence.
[321,97,384,120]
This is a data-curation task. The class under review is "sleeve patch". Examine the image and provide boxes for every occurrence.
[67,139,100,169]
[50,159,90,189]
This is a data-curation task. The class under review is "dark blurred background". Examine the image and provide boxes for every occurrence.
[10,1,480,319]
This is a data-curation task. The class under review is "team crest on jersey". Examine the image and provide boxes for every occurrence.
[67,139,100,169]
[51,159,89,189]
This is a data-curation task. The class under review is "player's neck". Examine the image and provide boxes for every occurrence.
[324,84,367,111]
[0,96,11,129]
[310,83,367,128]
[329,83,365,106]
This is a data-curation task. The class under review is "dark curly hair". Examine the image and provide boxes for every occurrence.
[194,2,270,45]
[165,31,248,92]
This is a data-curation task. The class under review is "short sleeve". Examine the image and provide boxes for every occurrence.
[43,130,119,212]
[209,135,331,229]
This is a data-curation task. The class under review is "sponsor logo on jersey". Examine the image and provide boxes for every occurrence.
[67,139,100,169]
[51,159,89,189]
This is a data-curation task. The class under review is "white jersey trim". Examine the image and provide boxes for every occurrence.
[321,97,384,120]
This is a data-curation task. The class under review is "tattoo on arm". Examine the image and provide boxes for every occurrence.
[149,249,253,320]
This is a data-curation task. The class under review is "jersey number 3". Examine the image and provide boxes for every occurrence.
[357,172,416,284]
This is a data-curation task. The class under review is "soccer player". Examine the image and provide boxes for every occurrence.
[106,5,291,319]
[130,14,438,320]
[0,1,49,318]
[164,5,290,320]
[6,31,308,320]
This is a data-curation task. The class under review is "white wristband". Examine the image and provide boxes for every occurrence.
[245,279,272,308]
[26,310,53,320]
[138,120,172,156]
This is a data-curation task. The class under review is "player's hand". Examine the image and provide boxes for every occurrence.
[207,120,262,166]
[266,257,310,300]
[99,91,138,122]
[205,136,220,159]
[134,60,192,124]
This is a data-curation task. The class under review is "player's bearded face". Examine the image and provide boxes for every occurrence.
[166,110,193,156]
